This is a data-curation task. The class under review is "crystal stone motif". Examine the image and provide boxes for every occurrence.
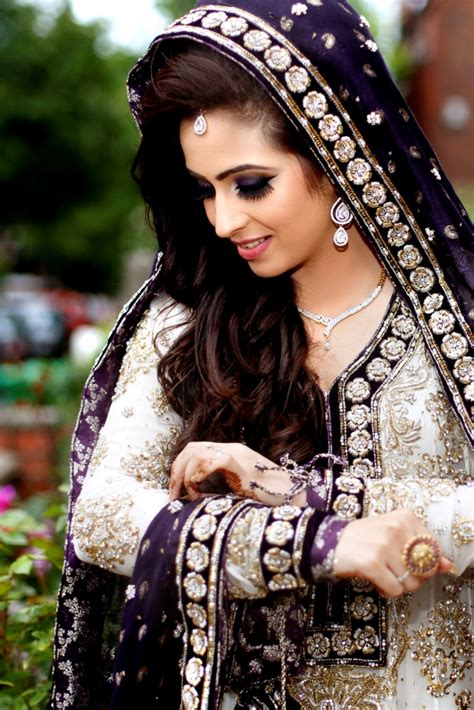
[192,514,217,541]
[441,333,469,360]
[453,356,474,384]
[263,547,292,573]
[362,181,387,208]
[354,626,379,655]
[428,310,456,335]
[285,66,311,93]
[391,313,416,339]
[331,629,355,656]
[423,293,444,314]
[221,17,248,36]
[380,337,407,361]
[183,573,207,601]
[243,30,271,51]
[182,685,199,710]
[265,520,294,546]
[190,628,208,656]
[398,245,422,270]
[273,504,300,520]
[333,493,362,519]
[346,377,371,403]
[186,542,209,572]
[307,632,331,658]
[347,158,373,185]
[303,91,328,119]
[336,474,365,494]
[186,603,207,628]
[376,202,400,228]
[264,46,292,71]
[185,658,204,686]
[366,357,391,382]
[409,267,435,293]
[204,497,232,514]
[318,114,343,141]
[347,430,372,457]
[387,223,410,247]
[334,136,357,163]
[179,10,206,25]
[347,404,371,430]
[201,11,227,28]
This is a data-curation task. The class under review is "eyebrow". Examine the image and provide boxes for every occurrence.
[188,163,276,181]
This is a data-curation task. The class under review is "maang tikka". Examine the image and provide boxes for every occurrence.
[194,110,207,136]
[331,197,353,249]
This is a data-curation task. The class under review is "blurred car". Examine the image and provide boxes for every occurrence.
[0,309,26,362]
[10,301,67,358]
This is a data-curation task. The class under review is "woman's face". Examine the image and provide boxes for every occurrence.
[180,109,337,280]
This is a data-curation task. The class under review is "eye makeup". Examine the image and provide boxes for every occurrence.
[192,175,275,202]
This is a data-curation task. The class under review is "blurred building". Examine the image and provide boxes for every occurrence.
[402,0,474,185]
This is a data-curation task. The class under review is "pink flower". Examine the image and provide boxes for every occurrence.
[0,484,16,512]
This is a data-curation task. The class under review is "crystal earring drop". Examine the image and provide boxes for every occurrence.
[193,111,207,136]
[331,197,353,249]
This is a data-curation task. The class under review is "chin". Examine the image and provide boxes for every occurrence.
[246,260,288,279]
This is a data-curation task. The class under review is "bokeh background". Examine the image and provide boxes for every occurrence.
[0,0,472,706]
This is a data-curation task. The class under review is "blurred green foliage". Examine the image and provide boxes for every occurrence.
[0,0,152,293]
[0,495,67,708]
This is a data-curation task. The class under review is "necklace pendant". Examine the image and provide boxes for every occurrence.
[324,339,331,351]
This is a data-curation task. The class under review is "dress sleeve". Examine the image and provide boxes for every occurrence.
[364,476,474,574]
[225,470,364,599]
[71,296,186,576]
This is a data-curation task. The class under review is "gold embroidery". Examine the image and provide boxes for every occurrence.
[452,516,474,547]
[71,493,140,571]
[409,575,473,697]
[289,596,410,708]
[226,507,268,598]
[120,426,179,489]
[113,309,158,400]
[378,336,471,483]
[86,435,109,477]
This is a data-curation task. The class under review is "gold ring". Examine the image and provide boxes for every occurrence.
[401,534,441,577]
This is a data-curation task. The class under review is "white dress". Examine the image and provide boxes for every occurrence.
[71,294,473,709]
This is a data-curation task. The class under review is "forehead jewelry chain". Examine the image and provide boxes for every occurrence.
[298,269,386,350]
[194,110,207,136]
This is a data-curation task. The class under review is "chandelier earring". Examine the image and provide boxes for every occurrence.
[331,197,353,249]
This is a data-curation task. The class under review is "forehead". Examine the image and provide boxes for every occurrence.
[179,109,284,174]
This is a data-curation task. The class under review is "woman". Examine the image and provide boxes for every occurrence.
[51,1,473,708]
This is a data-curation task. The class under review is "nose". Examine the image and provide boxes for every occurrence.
[211,194,248,239]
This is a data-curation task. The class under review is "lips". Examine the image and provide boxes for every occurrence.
[234,236,272,260]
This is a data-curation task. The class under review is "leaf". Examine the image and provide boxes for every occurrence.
[9,555,33,576]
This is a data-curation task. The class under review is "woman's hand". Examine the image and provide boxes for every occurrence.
[333,509,453,598]
[169,441,305,505]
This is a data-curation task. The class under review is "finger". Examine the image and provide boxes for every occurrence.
[438,556,454,575]
[367,564,406,599]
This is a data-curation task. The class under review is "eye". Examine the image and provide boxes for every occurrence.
[234,176,274,201]
[192,180,215,202]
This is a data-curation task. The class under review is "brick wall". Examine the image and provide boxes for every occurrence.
[402,0,474,184]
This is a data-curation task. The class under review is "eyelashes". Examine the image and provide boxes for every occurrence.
[193,176,274,202]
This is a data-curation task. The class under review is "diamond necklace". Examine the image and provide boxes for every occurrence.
[297,270,386,350]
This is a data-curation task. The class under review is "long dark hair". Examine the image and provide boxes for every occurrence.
[134,41,325,462]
